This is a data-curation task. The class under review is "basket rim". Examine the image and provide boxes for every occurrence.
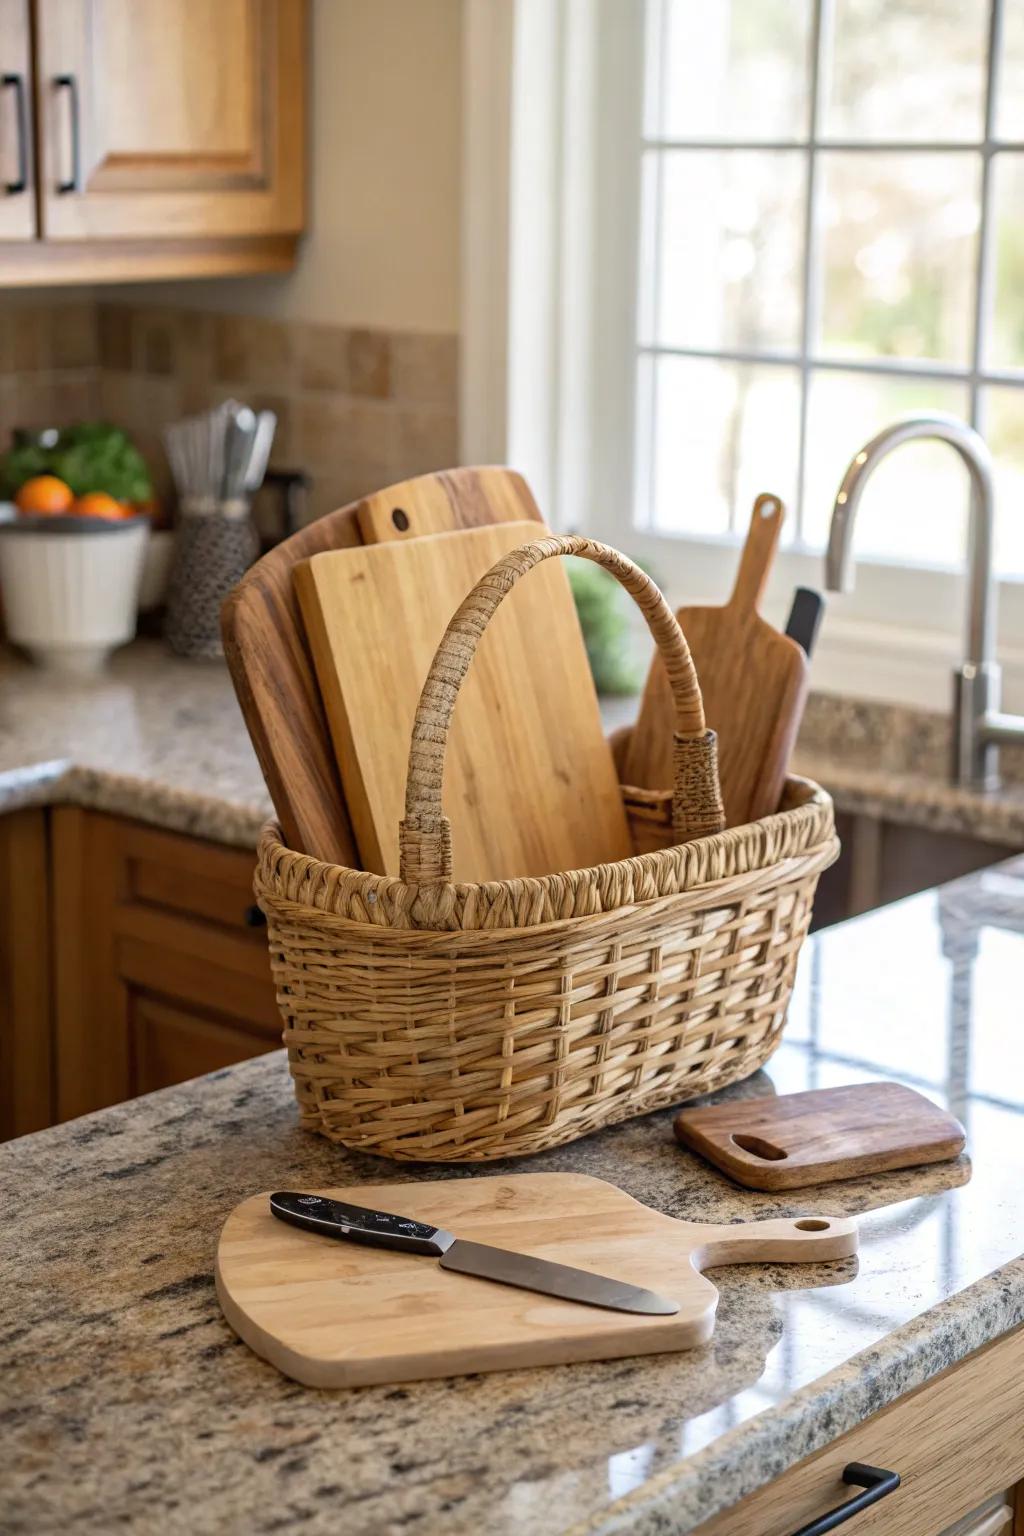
[260,835,838,947]
[256,773,836,935]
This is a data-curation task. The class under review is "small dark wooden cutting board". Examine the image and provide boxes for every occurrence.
[674,1083,966,1190]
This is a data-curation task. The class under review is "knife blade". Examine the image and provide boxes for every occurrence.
[269,1191,679,1316]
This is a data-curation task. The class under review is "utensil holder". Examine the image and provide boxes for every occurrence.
[165,496,258,660]
[255,535,838,1162]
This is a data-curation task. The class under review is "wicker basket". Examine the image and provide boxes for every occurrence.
[256,535,838,1161]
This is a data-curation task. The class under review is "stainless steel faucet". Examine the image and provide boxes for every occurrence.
[824,411,1024,792]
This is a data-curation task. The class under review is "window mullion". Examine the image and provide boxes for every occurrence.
[795,0,829,546]
[970,0,1004,436]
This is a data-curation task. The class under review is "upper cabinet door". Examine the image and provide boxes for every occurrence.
[35,0,305,241]
[0,0,36,241]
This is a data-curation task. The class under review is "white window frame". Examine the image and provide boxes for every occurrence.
[460,0,1024,714]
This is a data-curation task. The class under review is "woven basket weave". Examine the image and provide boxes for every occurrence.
[256,535,838,1161]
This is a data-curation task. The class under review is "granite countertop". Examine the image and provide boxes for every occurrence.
[4,641,1024,853]
[0,640,272,846]
[5,856,1024,1534]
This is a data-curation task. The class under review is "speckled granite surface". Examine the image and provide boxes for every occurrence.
[4,857,1024,1534]
[0,641,271,846]
[4,640,1024,852]
[794,692,1024,848]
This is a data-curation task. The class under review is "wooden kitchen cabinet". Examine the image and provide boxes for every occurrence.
[0,0,36,242]
[50,807,279,1123]
[0,810,53,1138]
[692,1325,1024,1536]
[0,0,306,284]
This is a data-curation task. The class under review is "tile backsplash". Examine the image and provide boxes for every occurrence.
[0,300,459,523]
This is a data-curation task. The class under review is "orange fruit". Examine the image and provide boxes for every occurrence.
[70,491,133,521]
[15,474,74,515]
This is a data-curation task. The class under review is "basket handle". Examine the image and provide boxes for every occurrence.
[399,534,725,883]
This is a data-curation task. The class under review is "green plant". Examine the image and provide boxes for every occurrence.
[566,555,644,695]
[0,421,152,503]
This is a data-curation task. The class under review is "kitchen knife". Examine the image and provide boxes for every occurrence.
[784,587,825,658]
[269,1191,679,1316]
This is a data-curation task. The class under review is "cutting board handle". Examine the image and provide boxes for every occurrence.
[728,492,785,615]
[398,535,726,884]
[689,1213,859,1271]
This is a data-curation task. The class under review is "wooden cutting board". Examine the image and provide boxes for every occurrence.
[294,521,632,881]
[622,494,808,827]
[221,468,544,865]
[674,1083,967,1190]
[215,1172,858,1387]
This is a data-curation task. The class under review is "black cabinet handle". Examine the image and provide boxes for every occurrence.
[54,73,80,194]
[788,1464,900,1536]
[243,903,267,928]
[2,74,27,194]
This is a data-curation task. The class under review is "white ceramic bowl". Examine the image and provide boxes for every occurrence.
[0,514,150,674]
[137,526,174,611]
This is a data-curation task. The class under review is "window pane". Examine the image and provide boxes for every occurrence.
[997,0,1024,139]
[818,153,980,364]
[645,357,800,536]
[823,0,988,142]
[649,0,812,141]
[802,371,971,560]
[655,151,805,351]
[990,154,1024,369]
[986,387,1024,578]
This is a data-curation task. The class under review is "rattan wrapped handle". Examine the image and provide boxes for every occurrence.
[399,535,725,883]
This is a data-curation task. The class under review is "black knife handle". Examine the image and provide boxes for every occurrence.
[269,1191,455,1256]
[784,587,825,658]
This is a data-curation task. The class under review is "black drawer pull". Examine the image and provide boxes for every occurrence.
[243,903,267,928]
[54,73,81,193]
[2,73,27,194]
[788,1463,900,1536]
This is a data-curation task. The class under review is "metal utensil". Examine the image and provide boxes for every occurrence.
[221,404,257,501]
[269,1191,679,1316]
[244,410,277,496]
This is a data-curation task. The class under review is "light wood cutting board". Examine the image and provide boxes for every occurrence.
[623,494,808,827]
[221,468,545,864]
[215,1172,858,1387]
[674,1083,967,1190]
[294,521,632,881]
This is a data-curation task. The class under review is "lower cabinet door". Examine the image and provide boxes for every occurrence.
[52,806,279,1120]
[692,1329,1024,1536]
[938,1494,1014,1536]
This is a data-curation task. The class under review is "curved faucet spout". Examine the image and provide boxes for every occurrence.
[824,412,996,667]
[823,411,1011,790]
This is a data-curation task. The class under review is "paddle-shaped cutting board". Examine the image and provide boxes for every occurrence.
[623,494,808,827]
[215,1172,857,1387]
[674,1083,966,1190]
[294,521,632,881]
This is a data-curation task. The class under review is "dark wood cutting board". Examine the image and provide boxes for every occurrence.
[673,1082,966,1190]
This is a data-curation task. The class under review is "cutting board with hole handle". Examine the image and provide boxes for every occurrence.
[294,521,632,881]
[215,1172,858,1387]
[674,1083,967,1190]
[221,468,545,865]
[623,493,808,827]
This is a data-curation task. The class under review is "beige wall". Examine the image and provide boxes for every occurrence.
[111,0,463,334]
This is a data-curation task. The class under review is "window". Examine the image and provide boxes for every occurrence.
[635,0,1024,576]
